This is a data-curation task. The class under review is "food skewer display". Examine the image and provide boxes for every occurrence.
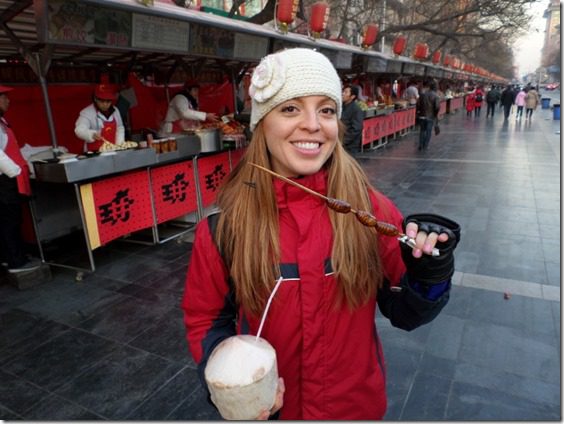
[248,163,440,256]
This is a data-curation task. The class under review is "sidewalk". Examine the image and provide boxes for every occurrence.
[0,92,560,420]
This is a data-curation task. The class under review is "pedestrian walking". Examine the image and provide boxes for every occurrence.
[465,89,475,116]
[416,79,441,150]
[525,86,540,119]
[515,87,526,119]
[500,85,516,120]
[485,85,501,117]
[474,86,484,117]
[181,48,460,421]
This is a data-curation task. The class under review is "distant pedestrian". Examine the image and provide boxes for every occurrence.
[466,89,475,116]
[485,85,501,117]
[341,85,364,152]
[403,80,419,106]
[500,86,516,120]
[416,79,440,150]
[514,87,526,119]
[474,86,484,117]
[525,87,540,119]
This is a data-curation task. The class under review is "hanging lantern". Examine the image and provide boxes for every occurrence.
[361,23,379,49]
[443,54,451,67]
[432,50,441,65]
[276,0,299,33]
[413,43,429,60]
[392,35,407,56]
[309,1,330,39]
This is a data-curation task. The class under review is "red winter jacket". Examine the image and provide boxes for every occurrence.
[182,170,448,420]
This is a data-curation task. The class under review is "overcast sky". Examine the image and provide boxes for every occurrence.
[513,1,548,77]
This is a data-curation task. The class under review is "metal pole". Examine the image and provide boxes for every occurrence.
[380,0,386,53]
[34,53,59,152]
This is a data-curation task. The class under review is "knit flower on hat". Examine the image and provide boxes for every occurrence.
[249,54,287,103]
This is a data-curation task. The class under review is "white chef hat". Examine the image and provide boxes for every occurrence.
[249,48,342,131]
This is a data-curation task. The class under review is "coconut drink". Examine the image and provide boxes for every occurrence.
[204,335,278,420]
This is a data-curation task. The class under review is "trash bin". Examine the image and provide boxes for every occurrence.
[541,98,551,109]
[553,104,560,120]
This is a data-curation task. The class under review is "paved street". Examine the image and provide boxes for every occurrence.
[0,90,560,420]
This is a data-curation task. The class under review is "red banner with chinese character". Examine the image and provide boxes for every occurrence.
[229,147,247,170]
[197,152,230,208]
[80,170,154,249]
[150,161,198,224]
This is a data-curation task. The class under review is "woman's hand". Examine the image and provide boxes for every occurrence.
[405,222,449,258]
[256,378,285,420]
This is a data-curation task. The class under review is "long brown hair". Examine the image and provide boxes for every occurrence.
[215,122,384,316]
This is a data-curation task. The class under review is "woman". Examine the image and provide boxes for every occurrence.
[525,86,540,119]
[473,86,484,117]
[515,87,526,119]
[466,88,475,116]
[74,84,125,152]
[181,48,460,420]
[158,79,218,136]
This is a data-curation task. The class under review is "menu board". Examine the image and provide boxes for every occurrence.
[402,62,415,74]
[366,57,387,73]
[386,60,403,74]
[132,13,189,52]
[42,0,131,47]
[233,33,269,61]
[414,64,426,76]
[334,51,353,69]
[272,39,302,53]
[190,24,234,58]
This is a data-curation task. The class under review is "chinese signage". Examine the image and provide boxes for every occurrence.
[196,152,230,208]
[132,13,190,52]
[41,0,131,47]
[150,162,198,224]
[80,170,153,249]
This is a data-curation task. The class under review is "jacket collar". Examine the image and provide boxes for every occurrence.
[273,168,328,208]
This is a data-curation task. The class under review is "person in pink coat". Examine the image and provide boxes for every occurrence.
[514,87,526,119]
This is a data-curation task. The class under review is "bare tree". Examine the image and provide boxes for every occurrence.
[221,0,543,79]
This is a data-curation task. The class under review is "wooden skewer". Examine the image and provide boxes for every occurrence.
[248,162,440,256]
[249,163,331,203]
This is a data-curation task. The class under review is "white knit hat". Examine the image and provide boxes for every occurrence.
[249,48,342,131]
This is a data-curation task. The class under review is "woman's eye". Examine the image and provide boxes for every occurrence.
[320,107,336,115]
[281,105,298,113]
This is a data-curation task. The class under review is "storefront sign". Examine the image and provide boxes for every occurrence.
[190,24,234,58]
[80,170,153,249]
[334,51,353,69]
[234,33,269,61]
[36,0,131,48]
[366,57,387,73]
[196,152,231,208]
[402,62,415,74]
[150,162,198,224]
[385,60,403,74]
[132,13,190,52]
[414,64,426,76]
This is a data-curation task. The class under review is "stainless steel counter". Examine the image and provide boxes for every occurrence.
[33,134,203,183]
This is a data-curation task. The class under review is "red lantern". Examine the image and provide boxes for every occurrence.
[443,54,451,67]
[276,0,299,33]
[413,43,429,60]
[392,35,407,56]
[432,50,441,64]
[361,23,379,49]
[309,1,330,39]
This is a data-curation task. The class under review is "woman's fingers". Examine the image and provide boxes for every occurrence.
[255,378,285,420]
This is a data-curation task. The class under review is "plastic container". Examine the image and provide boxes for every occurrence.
[553,104,560,120]
[541,98,551,109]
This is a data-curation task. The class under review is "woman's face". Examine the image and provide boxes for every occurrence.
[262,95,339,178]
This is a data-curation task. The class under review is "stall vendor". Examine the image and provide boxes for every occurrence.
[0,85,41,273]
[74,84,125,152]
[159,80,218,136]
